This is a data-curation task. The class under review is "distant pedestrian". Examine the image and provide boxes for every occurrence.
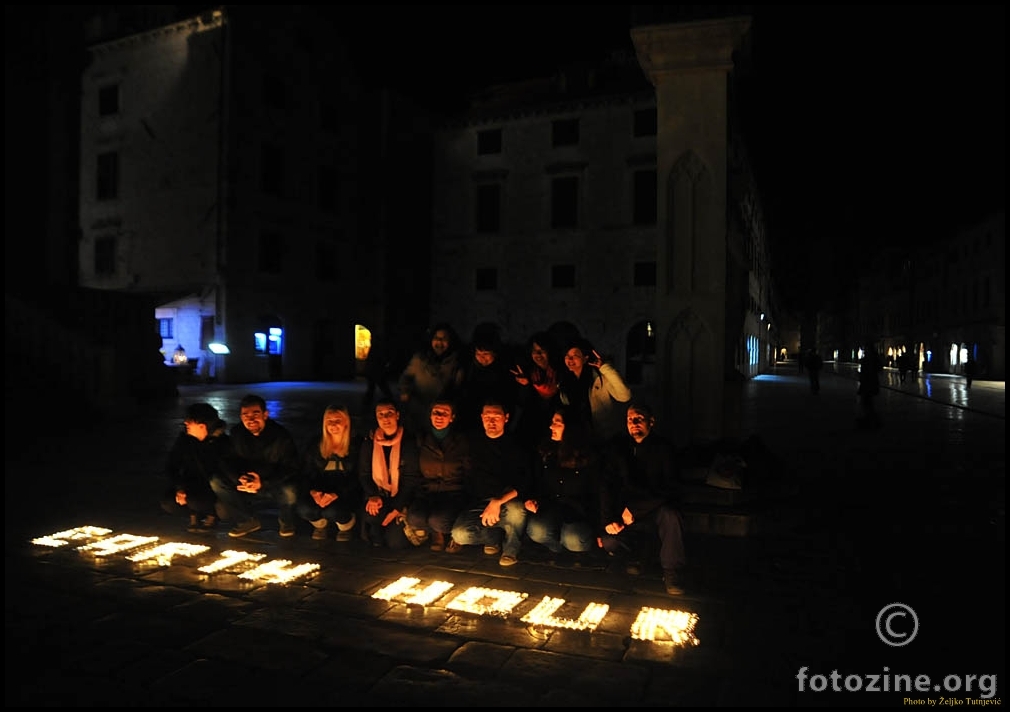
[964,355,977,389]
[857,349,882,429]
[805,349,823,393]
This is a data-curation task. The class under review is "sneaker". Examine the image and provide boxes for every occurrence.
[335,514,356,542]
[625,561,643,576]
[499,554,518,567]
[429,531,446,552]
[400,518,426,547]
[663,570,685,596]
[445,538,463,554]
[311,520,328,540]
[228,519,262,538]
[279,520,296,538]
[483,544,502,556]
[187,514,201,533]
[336,529,353,542]
[194,515,217,533]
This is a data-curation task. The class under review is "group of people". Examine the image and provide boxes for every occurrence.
[161,325,688,596]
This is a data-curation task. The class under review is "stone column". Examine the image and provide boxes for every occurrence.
[631,17,751,449]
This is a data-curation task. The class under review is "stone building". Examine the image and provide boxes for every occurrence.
[431,17,779,446]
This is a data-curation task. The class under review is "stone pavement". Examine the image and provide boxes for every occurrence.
[5,363,1004,706]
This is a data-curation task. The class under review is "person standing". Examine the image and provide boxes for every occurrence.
[450,399,530,566]
[805,349,823,393]
[559,337,633,444]
[600,402,687,596]
[159,402,232,533]
[511,331,565,450]
[297,403,363,541]
[857,347,883,429]
[398,323,466,435]
[964,355,977,389]
[210,394,302,538]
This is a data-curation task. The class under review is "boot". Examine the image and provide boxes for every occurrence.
[430,531,446,552]
[311,518,328,541]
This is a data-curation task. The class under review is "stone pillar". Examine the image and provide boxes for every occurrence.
[631,17,751,449]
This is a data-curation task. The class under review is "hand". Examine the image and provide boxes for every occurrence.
[365,496,383,516]
[589,349,603,368]
[381,509,401,528]
[510,365,529,386]
[237,472,262,493]
[621,507,634,526]
[605,521,625,535]
[524,499,538,514]
[480,500,502,527]
[175,491,187,506]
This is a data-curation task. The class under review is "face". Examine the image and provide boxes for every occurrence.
[548,412,565,442]
[240,405,268,436]
[480,404,509,438]
[324,410,350,438]
[184,420,209,441]
[530,343,549,369]
[430,329,451,356]
[564,347,588,374]
[375,404,400,436]
[474,348,496,367]
[626,408,654,442]
[430,403,454,429]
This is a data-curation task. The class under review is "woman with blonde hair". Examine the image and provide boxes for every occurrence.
[296,403,363,541]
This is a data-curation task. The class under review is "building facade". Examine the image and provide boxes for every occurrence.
[77,6,380,383]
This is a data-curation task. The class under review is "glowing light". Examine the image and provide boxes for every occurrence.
[372,576,455,605]
[197,549,268,573]
[445,586,528,617]
[31,526,113,547]
[78,533,160,556]
[630,607,700,645]
[237,559,320,584]
[126,542,210,565]
[521,596,610,631]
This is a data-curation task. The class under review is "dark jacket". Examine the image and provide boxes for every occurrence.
[531,439,612,528]
[300,434,363,504]
[358,429,423,512]
[228,419,301,489]
[605,432,681,521]
[165,425,234,499]
[417,427,470,494]
[466,431,531,502]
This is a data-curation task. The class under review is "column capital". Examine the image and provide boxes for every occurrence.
[631,16,751,84]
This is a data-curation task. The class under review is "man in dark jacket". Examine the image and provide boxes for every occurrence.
[600,402,687,595]
[210,393,301,538]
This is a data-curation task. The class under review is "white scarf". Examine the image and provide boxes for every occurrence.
[371,426,403,497]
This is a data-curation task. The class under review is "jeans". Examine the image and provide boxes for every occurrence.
[526,509,595,553]
[451,499,528,558]
[599,503,686,573]
[295,497,357,528]
[406,491,467,535]
[210,476,298,527]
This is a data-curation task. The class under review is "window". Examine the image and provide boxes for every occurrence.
[552,118,579,147]
[261,142,283,197]
[258,231,283,274]
[475,267,498,291]
[551,176,579,229]
[158,317,174,339]
[633,169,657,225]
[318,164,337,213]
[98,85,119,116]
[200,316,214,350]
[475,184,501,233]
[96,151,118,200]
[633,108,656,137]
[94,236,116,276]
[551,264,575,288]
[634,261,657,286]
[477,128,502,155]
